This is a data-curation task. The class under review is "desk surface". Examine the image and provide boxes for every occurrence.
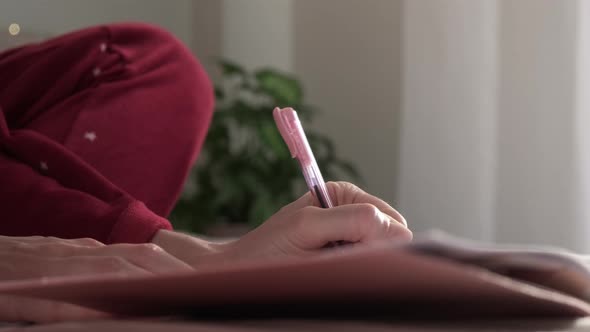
[4,318,590,332]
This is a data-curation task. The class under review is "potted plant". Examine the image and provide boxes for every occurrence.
[169,59,361,235]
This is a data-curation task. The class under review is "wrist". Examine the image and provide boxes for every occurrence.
[151,229,229,267]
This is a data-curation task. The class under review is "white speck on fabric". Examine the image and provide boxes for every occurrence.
[84,131,97,142]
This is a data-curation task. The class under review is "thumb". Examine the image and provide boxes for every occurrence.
[290,203,412,249]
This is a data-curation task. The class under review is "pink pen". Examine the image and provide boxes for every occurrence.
[273,107,334,208]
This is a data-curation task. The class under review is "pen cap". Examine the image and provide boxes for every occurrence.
[273,107,315,167]
[273,107,334,208]
[273,107,297,159]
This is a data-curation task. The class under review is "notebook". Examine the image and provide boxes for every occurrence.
[1,231,589,319]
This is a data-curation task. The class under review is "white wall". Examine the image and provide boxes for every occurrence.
[577,0,590,252]
[495,0,584,249]
[222,0,293,72]
[398,0,498,240]
[0,0,193,45]
[398,0,590,251]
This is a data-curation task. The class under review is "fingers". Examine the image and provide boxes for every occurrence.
[0,253,150,281]
[0,235,104,247]
[0,239,191,281]
[289,203,412,249]
[279,182,408,228]
[0,236,104,255]
[350,190,407,227]
[33,243,193,275]
[327,181,408,227]
[44,255,151,278]
[0,295,110,323]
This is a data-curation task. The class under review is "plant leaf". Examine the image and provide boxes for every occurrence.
[247,189,280,227]
[255,69,303,106]
[257,120,290,159]
[214,86,224,99]
[219,59,246,77]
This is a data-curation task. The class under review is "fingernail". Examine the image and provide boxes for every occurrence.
[399,216,408,228]
[399,228,413,242]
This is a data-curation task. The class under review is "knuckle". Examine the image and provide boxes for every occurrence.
[355,203,380,220]
[134,243,164,256]
[75,238,103,246]
[96,256,128,272]
[327,180,348,188]
[37,243,72,256]
[328,181,362,205]
[12,242,34,253]
[352,204,384,236]
[25,236,45,241]
[326,181,338,188]
[46,236,71,244]
[334,180,357,191]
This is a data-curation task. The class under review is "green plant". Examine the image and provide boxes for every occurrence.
[169,59,361,233]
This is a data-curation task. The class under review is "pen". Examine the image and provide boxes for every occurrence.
[273,107,334,208]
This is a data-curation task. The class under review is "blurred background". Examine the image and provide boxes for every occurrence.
[2,0,590,252]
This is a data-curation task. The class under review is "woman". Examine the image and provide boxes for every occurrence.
[0,23,411,322]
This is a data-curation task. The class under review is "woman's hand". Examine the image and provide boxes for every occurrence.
[220,181,411,261]
[154,181,411,265]
[0,235,192,322]
[0,236,191,281]
[0,182,408,322]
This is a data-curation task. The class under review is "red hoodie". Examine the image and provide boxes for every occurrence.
[0,23,214,243]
